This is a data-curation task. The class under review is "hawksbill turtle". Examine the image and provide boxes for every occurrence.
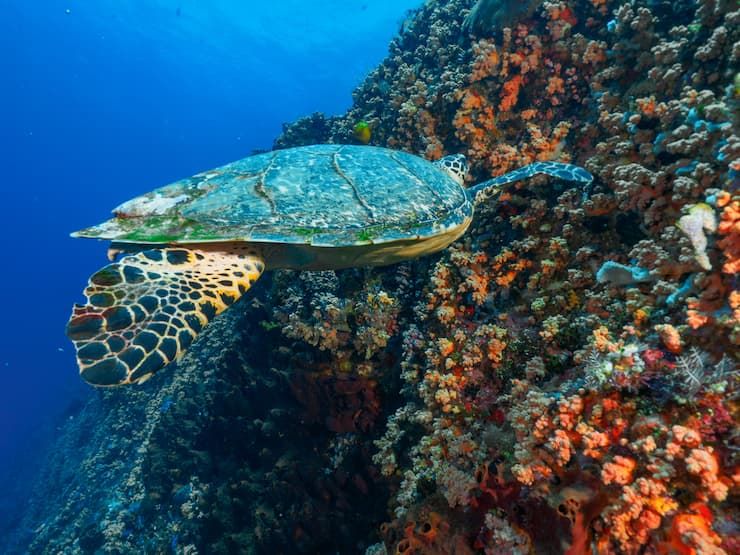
[66,144,591,386]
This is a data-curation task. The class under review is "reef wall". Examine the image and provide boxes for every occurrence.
[11,274,393,554]
[9,0,738,553]
[278,0,738,549]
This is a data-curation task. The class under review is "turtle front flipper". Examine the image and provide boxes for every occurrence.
[66,246,264,386]
[469,161,593,204]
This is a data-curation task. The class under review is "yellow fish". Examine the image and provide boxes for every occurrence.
[353,121,371,144]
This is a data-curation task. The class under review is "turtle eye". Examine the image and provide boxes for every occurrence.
[434,154,468,186]
[455,154,469,177]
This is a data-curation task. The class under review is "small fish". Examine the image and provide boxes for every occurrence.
[353,120,371,144]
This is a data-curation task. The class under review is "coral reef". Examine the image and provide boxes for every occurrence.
[8,0,738,553]
[10,285,391,554]
[277,0,738,552]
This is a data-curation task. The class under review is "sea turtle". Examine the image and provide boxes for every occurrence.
[67,144,591,386]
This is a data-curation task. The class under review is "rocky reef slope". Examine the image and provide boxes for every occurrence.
[10,0,738,553]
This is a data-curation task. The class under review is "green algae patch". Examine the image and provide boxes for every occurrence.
[293,227,324,238]
[356,229,376,242]
[354,218,427,243]
[181,222,232,241]
[118,215,217,243]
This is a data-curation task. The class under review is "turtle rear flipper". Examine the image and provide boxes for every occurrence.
[66,247,264,386]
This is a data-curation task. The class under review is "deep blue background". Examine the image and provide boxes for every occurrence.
[0,0,420,523]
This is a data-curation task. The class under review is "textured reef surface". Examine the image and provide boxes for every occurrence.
[9,0,738,553]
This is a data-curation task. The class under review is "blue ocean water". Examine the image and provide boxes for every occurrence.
[0,0,420,529]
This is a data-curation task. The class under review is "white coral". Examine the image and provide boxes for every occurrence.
[677,203,717,270]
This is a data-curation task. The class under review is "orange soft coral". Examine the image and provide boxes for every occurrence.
[453,88,500,165]
[491,248,533,288]
[547,75,565,96]
[636,95,657,117]
[470,39,500,83]
[601,455,637,486]
[662,503,724,555]
[685,448,729,502]
[716,196,739,275]
[656,323,683,353]
[507,387,733,553]
[499,74,524,111]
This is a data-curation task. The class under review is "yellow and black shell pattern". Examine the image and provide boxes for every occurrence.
[72,144,472,247]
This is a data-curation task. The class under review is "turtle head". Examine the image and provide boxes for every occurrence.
[434,154,468,186]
